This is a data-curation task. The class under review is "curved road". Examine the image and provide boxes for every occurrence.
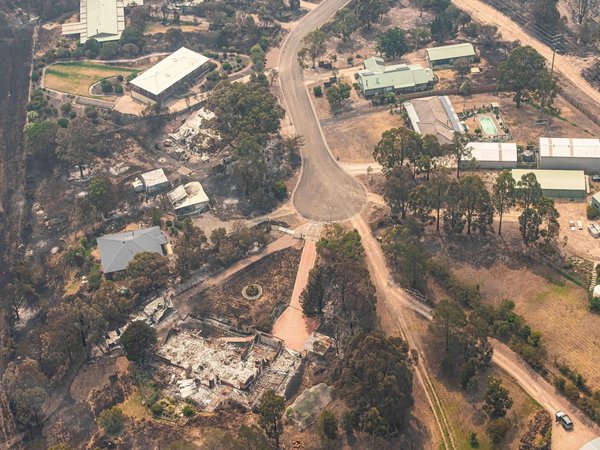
[278,0,366,222]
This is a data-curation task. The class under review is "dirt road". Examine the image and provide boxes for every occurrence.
[271,241,319,351]
[278,0,367,222]
[452,0,600,109]
[351,215,600,449]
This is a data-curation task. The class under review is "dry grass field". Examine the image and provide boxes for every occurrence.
[144,22,208,34]
[453,262,600,389]
[321,109,403,163]
[44,62,139,98]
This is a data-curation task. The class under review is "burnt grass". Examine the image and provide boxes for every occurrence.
[193,246,302,332]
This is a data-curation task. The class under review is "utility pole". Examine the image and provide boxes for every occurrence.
[549,34,562,75]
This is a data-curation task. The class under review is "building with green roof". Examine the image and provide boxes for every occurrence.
[511,169,587,199]
[425,43,476,69]
[355,57,434,97]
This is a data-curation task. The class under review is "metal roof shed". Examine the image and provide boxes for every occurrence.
[62,0,125,44]
[539,137,600,170]
[462,142,518,169]
[141,168,169,194]
[511,169,586,199]
[425,43,476,68]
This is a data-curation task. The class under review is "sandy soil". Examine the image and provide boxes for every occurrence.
[321,109,403,163]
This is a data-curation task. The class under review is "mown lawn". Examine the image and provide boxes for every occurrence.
[44,61,138,98]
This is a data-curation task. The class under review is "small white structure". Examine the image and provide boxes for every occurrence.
[129,47,212,104]
[462,142,518,169]
[135,168,169,194]
[167,182,210,216]
[62,0,126,44]
[539,137,600,170]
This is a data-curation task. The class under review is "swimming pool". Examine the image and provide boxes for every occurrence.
[479,115,498,135]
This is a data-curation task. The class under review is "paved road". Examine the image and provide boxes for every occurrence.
[278,0,366,222]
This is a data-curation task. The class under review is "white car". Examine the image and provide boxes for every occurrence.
[577,220,583,230]
[555,411,574,430]
[569,220,576,231]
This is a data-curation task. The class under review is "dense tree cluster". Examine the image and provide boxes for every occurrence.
[333,332,414,436]
[302,225,377,340]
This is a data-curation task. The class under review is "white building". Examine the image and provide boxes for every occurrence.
[62,0,126,44]
[129,47,212,104]
[132,168,170,194]
[539,137,600,171]
[167,182,210,216]
[462,142,518,169]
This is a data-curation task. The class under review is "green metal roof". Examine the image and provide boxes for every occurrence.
[357,58,433,92]
[511,169,586,192]
[425,43,475,62]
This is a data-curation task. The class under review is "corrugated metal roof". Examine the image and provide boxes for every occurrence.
[426,43,475,62]
[466,142,518,162]
[511,169,586,192]
[97,226,167,273]
[540,137,600,158]
[580,437,600,450]
[358,58,433,92]
[62,0,125,43]
[141,168,168,188]
[130,47,210,96]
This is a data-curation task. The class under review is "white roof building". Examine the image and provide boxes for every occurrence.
[62,0,126,44]
[167,182,210,216]
[140,168,169,194]
[129,48,211,103]
[462,142,518,169]
[539,137,600,170]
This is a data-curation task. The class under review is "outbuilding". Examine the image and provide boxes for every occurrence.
[592,192,600,212]
[580,437,600,450]
[62,0,126,44]
[129,47,212,104]
[539,137,600,171]
[138,168,170,194]
[511,169,586,199]
[462,142,518,169]
[167,182,210,216]
[425,43,476,69]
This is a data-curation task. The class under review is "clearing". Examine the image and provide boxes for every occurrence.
[321,108,402,163]
[44,61,139,98]
[192,245,302,332]
[144,22,209,34]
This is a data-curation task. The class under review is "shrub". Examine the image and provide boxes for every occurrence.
[459,81,471,96]
[84,106,98,119]
[31,71,40,82]
[101,79,113,93]
[587,205,599,220]
[117,74,124,82]
[590,297,600,313]
[165,219,173,227]
[98,407,124,435]
[151,402,163,415]
[60,102,72,115]
[126,72,138,83]
[115,84,123,94]
[487,417,510,445]
[469,432,479,448]
[182,404,195,417]
[273,180,288,200]
[57,118,69,128]
[313,85,322,97]
[223,61,232,71]
[316,410,338,441]
[68,110,77,119]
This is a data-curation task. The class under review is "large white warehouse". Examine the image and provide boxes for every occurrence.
[539,137,600,171]
[461,142,518,169]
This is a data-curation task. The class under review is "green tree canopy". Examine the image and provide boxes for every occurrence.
[299,29,328,68]
[483,376,513,418]
[125,251,170,295]
[326,81,351,107]
[55,117,102,177]
[88,175,117,216]
[331,8,359,41]
[376,27,408,60]
[492,170,516,235]
[498,46,547,107]
[373,127,423,172]
[24,120,58,162]
[258,390,285,448]
[98,406,124,435]
[120,320,157,362]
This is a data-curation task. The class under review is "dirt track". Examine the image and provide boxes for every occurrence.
[452,0,600,110]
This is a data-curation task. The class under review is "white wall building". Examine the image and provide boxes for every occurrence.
[539,137,600,171]
[461,142,518,169]
[62,0,125,44]
[167,182,210,216]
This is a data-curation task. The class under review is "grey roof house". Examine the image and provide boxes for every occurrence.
[356,57,434,97]
[97,226,167,274]
[403,96,463,145]
[425,43,476,69]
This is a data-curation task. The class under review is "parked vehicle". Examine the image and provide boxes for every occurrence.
[589,223,600,238]
[577,220,583,230]
[555,411,574,430]
[569,220,576,231]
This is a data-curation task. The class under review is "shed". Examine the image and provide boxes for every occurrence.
[511,169,586,199]
[539,137,600,171]
[97,226,167,274]
[462,142,518,169]
[167,182,210,216]
[129,47,212,104]
[140,168,169,194]
[592,192,600,212]
[425,43,476,69]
